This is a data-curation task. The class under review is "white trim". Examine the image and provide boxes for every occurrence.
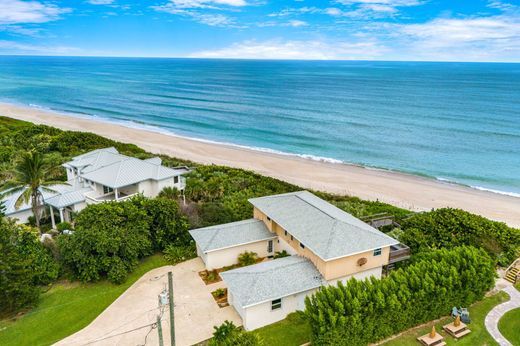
[204,236,278,254]
[240,284,322,309]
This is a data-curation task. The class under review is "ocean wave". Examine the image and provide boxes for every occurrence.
[4,100,520,200]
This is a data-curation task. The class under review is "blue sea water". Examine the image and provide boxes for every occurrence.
[0,56,519,196]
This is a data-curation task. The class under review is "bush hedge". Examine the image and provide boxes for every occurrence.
[400,208,520,266]
[305,246,495,346]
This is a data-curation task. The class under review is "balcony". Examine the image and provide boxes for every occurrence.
[388,243,411,264]
[84,190,138,204]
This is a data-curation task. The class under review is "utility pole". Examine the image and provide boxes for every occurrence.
[157,315,164,346]
[168,271,175,346]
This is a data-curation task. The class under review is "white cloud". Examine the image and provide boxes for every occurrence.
[286,19,308,27]
[87,0,115,5]
[0,0,70,25]
[189,39,387,60]
[0,39,79,54]
[390,15,520,61]
[159,0,246,9]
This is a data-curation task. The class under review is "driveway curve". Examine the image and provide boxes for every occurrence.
[54,258,241,346]
[484,286,520,346]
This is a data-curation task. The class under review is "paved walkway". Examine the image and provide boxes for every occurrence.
[484,285,520,346]
[55,258,241,346]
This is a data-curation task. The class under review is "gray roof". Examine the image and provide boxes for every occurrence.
[189,219,276,253]
[1,184,73,215]
[63,147,187,189]
[221,256,324,308]
[249,191,399,261]
[45,187,92,208]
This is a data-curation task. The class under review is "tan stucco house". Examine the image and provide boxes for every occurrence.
[189,190,409,331]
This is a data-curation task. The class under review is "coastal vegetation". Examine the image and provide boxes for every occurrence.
[1,116,519,345]
[305,246,495,345]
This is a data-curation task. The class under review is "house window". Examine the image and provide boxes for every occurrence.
[373,248,382,256]
[267,216,271,221]
[300,242,305,249]
[284,230,287,236]
[103,185,114,194]
[174,176,179,184]
[271,298,282,310]
[268,240,273,253]
[290,235,294,241]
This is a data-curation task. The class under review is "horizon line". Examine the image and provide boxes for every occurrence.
[0,54,519,64]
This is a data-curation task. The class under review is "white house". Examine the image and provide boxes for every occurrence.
[189,191,410,331]
[2,147,190,227]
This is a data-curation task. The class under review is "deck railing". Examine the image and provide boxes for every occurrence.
[388,244,411,264]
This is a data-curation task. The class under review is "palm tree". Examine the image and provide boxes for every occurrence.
[0,151,62,230]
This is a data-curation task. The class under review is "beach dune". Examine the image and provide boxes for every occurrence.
[1,102,519,227]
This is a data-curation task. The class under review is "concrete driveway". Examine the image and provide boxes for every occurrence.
[55,258,241,346]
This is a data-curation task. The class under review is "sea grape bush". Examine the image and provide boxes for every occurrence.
[400,208,520,266]
[305,246,495,346]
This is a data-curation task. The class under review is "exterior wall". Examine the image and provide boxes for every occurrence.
[6,209,33,224]
[156,177,175,195]
[254,207,390,280]
[326,266,382,286]
[118,184,138,197]
[275,237,298,255]
[72,201,87,213]
[203,240,274,270]
[323,247,390,280]
[240,288,317,331]
[138,180,155,198]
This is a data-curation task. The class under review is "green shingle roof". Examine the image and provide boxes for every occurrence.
[249,191,399,261]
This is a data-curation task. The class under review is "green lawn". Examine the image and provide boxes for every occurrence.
[251,292,509,346]
[254,312,311,346]
[0,254,168,346]
[498,307,520,345]
[381,291,509,346]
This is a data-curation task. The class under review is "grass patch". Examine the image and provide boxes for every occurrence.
[0,254,168,346]
[254,312,311,346]
[498,307,520,345]
[381,291,509,346]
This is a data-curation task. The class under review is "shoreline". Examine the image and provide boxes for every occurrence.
[1,101,519,227]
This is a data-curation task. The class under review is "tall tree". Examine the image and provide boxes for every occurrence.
[0,151,61,230]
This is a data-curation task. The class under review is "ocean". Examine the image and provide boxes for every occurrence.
[0,56,519,196]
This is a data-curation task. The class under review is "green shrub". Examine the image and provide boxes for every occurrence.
[273,250,289,259]
[163,243,196,264]
[158,186,180,200]
[305,246,495,346]
[207,269,219,282]
[0,219,59,316]
[210,320,263,346]
[214,288,226,298]
[58,201,152,283]
[399,208,520,266]
[131,195,190,250]
[56,222,72,232]
[238,251,258,267]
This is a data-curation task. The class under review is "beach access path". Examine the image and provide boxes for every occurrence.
[484,285,520,346]
[2,102,520,228]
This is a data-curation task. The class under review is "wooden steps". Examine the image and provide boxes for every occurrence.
[505,267,519,284]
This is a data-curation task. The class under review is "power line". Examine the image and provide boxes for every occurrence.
[77,322,157,346]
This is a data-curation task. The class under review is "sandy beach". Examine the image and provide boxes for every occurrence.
[1,102,519,227]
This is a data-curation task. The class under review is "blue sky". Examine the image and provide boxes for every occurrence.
[0,0,519,61]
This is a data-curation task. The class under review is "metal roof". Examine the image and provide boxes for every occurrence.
[63,147,187,189]
[45,187,92,209]
[1,184,73,215]
[189,219,276,253]
[248,191,399,261]
[221,256,324,308]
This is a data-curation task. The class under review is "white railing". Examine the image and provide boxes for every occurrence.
[84,191,138,203]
